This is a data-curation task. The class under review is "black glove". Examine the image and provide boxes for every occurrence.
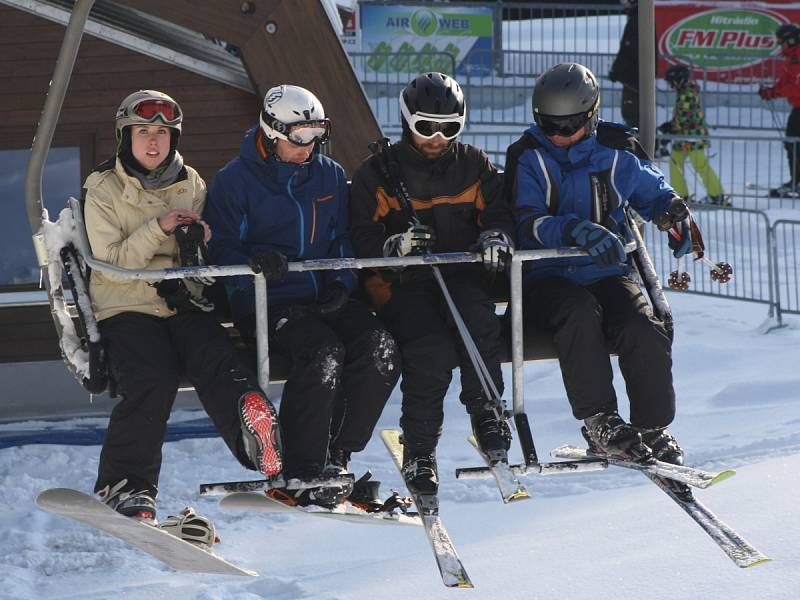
[652,199,690,232]
[758,86,777,101]
[658,121,675,135]
[174,222,215,286]
[565,219,626,268]
[475,229,514,272]
[382,223,436,257]
[155,279,215,313]
[249,251,289,282]
[309,281,350,315]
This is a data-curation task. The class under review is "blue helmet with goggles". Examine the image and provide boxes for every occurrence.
[532,63,600,139]
[400,72,466,142]
[259,84,331,147]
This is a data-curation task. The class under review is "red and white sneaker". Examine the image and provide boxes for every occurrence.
[239,391,283,477]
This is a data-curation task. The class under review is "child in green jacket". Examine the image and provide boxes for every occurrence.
[660,64,730,206]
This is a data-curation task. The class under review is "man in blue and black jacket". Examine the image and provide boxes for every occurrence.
[204,85,400,508]
[508,63,693,467]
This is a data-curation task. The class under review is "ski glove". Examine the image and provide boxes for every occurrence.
[758,86,777,101]
[155,279,215,314]
[174,223,215,287]
[382,223,436,257]
[657,120,675,135]
[250,251,289,282]
[309,281,350,315]
[667,219,692,258]
[475,229,514,272]
[565,219,626,268]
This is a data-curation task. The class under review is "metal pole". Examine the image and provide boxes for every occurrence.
[638,0,656,157]
[254,273,270,391]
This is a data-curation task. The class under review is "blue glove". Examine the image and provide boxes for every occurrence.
[566,220,626,268]
[668,219,692,258]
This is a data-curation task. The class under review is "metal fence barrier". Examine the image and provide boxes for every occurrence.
[772,220,800,321]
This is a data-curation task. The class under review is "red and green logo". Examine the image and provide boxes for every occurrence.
[660,8,787,72]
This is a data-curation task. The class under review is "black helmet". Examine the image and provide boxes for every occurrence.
[532,63,600,138]
[400,72,466,140]
[776,23,800,47]
[665,64,690,88]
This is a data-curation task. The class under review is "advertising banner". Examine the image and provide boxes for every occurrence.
[359,3,494,75]
[657,1,800,82]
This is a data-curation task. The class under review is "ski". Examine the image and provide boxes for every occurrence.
[198,474,354,497]
[645,474,771,568]
[380,429,474,589]
[464,435,531,503]
[218,491,423,527]
[550,445,735,489]
[37,488,256,576]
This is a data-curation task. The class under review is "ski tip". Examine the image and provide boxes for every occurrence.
[741,556,772,569]
[709,469,736,486]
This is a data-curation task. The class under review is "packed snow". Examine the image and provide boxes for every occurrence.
[1,292,798,599]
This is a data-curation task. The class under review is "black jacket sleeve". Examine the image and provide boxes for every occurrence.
[349,158,388,258]
[476,151,517,243]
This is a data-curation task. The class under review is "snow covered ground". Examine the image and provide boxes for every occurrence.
[1,292,798,599]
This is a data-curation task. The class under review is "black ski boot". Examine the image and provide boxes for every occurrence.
[769,181,799,198]
[638,427,685,465]
[470,409,511,463]
[401,448,439,496]
[582,411,649,461]
[325,447,351,476]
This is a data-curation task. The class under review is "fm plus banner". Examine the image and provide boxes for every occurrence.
[657,1,800,82]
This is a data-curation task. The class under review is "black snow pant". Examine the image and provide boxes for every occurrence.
[264,300,400,479]
[523,275,675,429]
[785,107,800,187]
[377,270,505,454]
[95,311,263,498]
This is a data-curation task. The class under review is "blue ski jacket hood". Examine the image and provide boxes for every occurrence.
[513,121,677,286]
[203,126,355,320]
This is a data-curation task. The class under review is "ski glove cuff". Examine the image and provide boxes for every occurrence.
[383,223,436,257]
[653,198,690,232]
[565,219,626,268]
[155,279,215,314]
[250,251,289,282]
[474,229,514,272]
[309,281,350,315]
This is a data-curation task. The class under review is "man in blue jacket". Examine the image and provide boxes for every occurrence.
[204,85,400,508]
[507,63,693,466]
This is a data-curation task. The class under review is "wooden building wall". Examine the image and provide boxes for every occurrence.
[0,4,260,185]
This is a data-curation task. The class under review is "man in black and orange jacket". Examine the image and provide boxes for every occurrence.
[349,72,516,496]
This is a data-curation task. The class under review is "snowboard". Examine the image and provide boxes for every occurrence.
[219,491,423,527]
[36,488,256,576]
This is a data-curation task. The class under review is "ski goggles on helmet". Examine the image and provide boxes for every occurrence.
[128,98,182,126]
[399,94,465,141]
[261,111,331,146]
[535,97,599,137]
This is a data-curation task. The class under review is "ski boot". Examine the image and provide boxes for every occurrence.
[707,194,731,207]
[581,411,650,461]
[239,391,283,477]
[401,448,439,496]
[769,181,799,198]
[638,427,685,466]
[470,408,512,464]
[159,507,218,549]
[324,447,351,477]
[97,479,157,523]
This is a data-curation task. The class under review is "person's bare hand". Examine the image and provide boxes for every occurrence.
[157,209,202,234]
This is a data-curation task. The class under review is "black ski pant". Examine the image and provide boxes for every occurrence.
[785,107,800,187]
[95,311,263,498]
[266,300,400,479]
[523,275,675,429]
[378,271,505,454]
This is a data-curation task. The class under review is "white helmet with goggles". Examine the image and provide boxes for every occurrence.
[259,84,331,146]
[115,90,182,140]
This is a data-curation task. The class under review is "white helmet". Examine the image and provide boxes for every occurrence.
[259,84,330,146]
[115,90,182,140]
